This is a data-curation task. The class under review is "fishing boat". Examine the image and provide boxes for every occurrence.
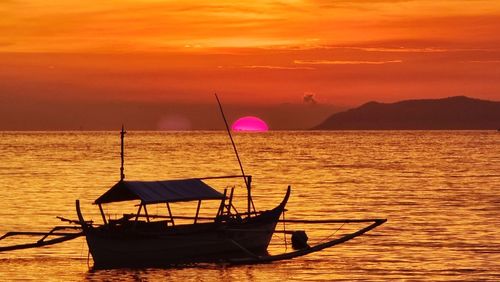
[0,95,386,268]
[76,177,290,268]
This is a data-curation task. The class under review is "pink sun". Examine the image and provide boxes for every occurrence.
[231,116,269,132]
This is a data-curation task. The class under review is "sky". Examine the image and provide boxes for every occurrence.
[1,0,500,129]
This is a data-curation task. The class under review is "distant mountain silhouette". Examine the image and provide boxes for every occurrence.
[313,96,500,130]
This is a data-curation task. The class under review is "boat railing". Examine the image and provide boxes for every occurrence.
[122,214,215,222]
[190,175,250,181]
[116,211,265,223]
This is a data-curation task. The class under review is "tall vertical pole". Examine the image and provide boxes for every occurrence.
[214,94,252,217]
[120,125,126,181]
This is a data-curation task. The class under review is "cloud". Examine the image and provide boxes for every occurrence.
[347,47,447,53]
[216,65,315,70]
[242,65,315,70]
[294,59,403,65]
[303,92,318,105]
[466,60,500,63]
[1,1,500,53]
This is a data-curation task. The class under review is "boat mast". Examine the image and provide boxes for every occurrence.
[215,94,254,217]
[120,125,126,181]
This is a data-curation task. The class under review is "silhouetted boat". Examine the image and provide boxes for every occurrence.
[75,177,290,268]
[0,95,386,268]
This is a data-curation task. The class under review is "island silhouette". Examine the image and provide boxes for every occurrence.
[313,96,500,130]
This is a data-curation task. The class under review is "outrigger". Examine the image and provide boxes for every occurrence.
[0,95,386,268]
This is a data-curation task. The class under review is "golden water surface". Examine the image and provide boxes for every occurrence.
[0,131,499,281]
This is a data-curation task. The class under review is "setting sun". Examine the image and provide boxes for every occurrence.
[231,116,269,132]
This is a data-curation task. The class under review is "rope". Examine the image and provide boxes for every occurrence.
[79,237,85,262]
[317,222,345,244]
[282,209,287,251]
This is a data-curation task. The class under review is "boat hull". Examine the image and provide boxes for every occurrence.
[87,217,278,267]
[81,207,284,268]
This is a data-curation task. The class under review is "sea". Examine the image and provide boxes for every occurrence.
[0,131,498,281]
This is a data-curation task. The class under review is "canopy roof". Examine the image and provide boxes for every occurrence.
[94,179,225,204]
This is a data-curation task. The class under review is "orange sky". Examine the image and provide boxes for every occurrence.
[1,0,500,129]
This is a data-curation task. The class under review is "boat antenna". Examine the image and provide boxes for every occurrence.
[120,124,127,181]
[215,94,254,216]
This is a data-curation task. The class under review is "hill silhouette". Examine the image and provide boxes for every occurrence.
[313,96,500,130]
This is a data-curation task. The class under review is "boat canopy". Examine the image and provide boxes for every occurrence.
[94,179,225,205]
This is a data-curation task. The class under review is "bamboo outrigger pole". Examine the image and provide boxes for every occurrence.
[215,94,255,217]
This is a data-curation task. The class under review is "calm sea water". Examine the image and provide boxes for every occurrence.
[0,131,498,281]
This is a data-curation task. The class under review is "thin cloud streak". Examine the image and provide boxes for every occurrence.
[347,47,447,53]
[242,65,315,70]
[466,60,500,63]
[294,59,403,65]
[216,65,315,70]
